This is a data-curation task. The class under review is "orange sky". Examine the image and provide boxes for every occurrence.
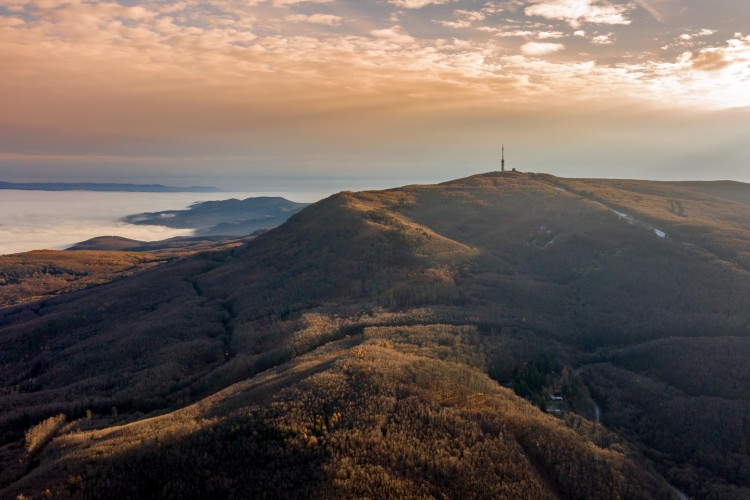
[1,0,749,188]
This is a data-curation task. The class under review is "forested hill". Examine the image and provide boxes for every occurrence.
[2,172,750,498]
[123,196,309,236]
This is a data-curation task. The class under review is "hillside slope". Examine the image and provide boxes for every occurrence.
[0,250,171,308]
[3,332,673,499]
[2,172,749,498]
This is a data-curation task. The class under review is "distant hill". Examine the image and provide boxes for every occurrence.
[68,235,254,252]
[0,181,223,192]
[2,172,750,498]
[123,196,309,236]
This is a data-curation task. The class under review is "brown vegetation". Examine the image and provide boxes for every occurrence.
[0,250,169,308]
[2,172,750,498]
[24,413,66,454]
[3,333,672,499]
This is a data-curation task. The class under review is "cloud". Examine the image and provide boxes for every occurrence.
[521,41,565,56]
[389,0,453,9]
[0,16,24,26]
[370,25,415,43]
[0,192,211,254]
[437,19,471,29]
[0,1,740,118]
[453,8,487,22]
[480,28,564,40]
[285,13,343,26]
[436,8,487,29]
[537,31,565,39]
[591,33,614,45]
[525,0,631,28]
[271,0,335,6]
[2,0,750,183]
[477,28,534,36]
[633,34,750,108]
[684,35,750,74]
[689,50,730,71]
[680,28,717,41]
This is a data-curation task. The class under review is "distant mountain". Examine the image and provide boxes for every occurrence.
[0,181,223,192]
[68,234,254,252]
[66,236,152,251]
[123,196,309,236]
[2,172,750,498]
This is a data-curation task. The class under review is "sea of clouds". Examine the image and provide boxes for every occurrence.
[0,190,324,255]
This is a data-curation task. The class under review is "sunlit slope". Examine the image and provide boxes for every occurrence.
[3,330,672,499]
[0,250,170,308]
[2,172,750,498]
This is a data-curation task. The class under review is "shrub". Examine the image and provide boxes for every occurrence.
[24,413,66,454]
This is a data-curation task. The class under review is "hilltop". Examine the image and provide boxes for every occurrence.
[67,235,252,253]
[1,172,749,498]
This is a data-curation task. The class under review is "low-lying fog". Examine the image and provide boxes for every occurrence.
[0,190,326,255]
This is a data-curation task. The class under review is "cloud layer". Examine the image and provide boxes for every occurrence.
[525,0,631,28]
[1,0,749,183]
[0,189,325,254]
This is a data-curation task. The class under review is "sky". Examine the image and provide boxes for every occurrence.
[1,0,749,189]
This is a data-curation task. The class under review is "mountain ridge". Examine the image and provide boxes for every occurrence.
[1,172,749,498]
[123,196,309,236]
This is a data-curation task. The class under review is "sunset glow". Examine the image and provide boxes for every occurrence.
[1,0,749,185]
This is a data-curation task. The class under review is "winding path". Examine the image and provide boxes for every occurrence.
[669,484,689,500]
[592,400,601,424]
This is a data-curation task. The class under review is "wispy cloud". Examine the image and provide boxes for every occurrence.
[679,29,717,41]
[271,0,335,6]
[521,41,565,55]
[285,13,343,26]
[591,32,614,44]
[436,8,487,28]
[370,25,415,43]
[389,0,453,9]
[525,0,631,28]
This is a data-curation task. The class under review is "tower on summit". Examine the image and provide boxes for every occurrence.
[501,145,505,172]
